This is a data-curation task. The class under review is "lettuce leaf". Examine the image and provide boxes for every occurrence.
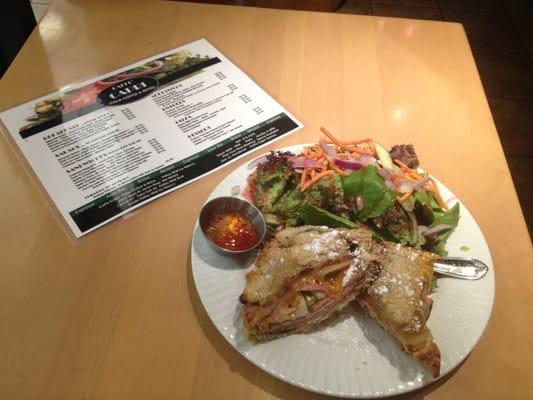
[342,165,396,220]
[424,203,460,255]
[372,203,422,247]
[255,163,346,226]
[298,204,357,229]
[255,173,288,213]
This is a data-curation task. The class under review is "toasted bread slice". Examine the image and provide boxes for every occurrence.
[358,242,441,377]
[240,226,382,341]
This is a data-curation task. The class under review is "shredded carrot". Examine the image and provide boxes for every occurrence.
[426,180,448,210]
[398,190,413,203]
[302,170,334,192]
[390,158,444,208]
[350,138,374,146]
[409,170,424,180]
[394,159,411,170]
[320,127,354,153]
[393,159,426,183]
[368,140,376,156]
[325,137,373,146]
[300,168,308,187]
[351,147,374,155]
[332,165,344,175]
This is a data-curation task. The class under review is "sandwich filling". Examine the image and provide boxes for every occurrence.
[240,226,381,339]
[239,225,442,377]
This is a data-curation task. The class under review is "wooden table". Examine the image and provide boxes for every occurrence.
[0,1,531,399]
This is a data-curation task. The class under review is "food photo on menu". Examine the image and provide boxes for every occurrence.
[18,49,214,138]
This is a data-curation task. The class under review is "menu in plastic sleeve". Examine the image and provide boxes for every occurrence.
[0,39,302,237]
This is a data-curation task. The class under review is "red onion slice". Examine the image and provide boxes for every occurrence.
[288,155,323,169]
[320,139,371,172]
[379,167,431,193]
[334,158,364,171]
[358,153,378,166]
[423,224,452,236]
[396,176,431,193]
[378,167,397,190]
[319,138,336,161]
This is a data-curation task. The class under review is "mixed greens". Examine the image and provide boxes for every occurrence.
[247,129,460,255]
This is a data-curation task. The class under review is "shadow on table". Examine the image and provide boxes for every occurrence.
[186,243,464,399]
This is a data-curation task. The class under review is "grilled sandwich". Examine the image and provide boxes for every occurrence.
[240,225,441,377]
[240,226,382,341]
[358,242,441,377]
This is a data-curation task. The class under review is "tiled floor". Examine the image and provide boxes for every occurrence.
[339,0,533,238]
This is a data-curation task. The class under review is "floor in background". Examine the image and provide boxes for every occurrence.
[340,0,533,238]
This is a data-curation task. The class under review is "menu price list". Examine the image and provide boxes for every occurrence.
[70,113,298,232]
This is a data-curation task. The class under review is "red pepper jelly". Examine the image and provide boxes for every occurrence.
[206,211,259,251]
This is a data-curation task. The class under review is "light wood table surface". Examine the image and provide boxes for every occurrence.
[0,0,531,399]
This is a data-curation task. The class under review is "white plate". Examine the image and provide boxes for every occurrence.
[191,145,495,398]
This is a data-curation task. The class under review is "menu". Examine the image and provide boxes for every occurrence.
[0,39,302,237]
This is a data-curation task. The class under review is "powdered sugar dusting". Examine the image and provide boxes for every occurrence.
[342,252,362,286]
[375,285,389,295]
[302,229,341,254]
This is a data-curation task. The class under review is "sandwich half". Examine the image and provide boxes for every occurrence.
[357,241,441,377]
[240,226,382,341]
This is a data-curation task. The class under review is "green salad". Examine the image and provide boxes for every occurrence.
[246,129,459,255]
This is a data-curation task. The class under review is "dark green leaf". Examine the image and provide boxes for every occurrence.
[298,204,357,228]
[342,166,396,220]
[424,203,461,255]
[430,203,460,229]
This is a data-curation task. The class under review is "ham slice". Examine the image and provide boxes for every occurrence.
[240,226,381,340]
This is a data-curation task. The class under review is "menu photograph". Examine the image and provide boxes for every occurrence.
[0,39,302,237]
